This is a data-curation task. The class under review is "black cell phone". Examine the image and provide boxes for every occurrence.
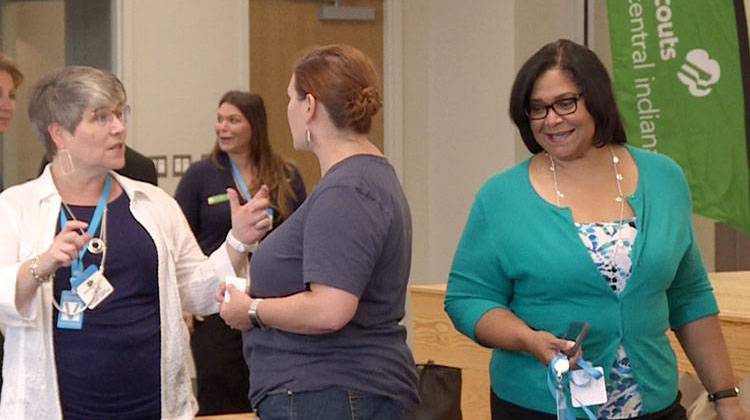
[562,321,589,357]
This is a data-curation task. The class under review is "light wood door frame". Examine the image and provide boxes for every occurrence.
[249,0,385,192]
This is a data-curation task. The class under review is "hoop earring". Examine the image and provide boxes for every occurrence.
[58,149,75,175]
[305,129,312,147]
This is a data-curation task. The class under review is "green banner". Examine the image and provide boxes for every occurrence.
[608,0,750,235]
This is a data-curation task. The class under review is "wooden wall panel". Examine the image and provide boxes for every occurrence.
[249,0,383,192]
[716,223,750,271]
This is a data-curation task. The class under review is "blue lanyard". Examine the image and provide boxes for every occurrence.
[228,157,273,217]
[546,354,600,420]
[59,175,112,278]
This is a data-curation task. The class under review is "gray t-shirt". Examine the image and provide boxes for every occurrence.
[246,154,419,410]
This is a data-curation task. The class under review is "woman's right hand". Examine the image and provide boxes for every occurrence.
[228,185,273,246]
[523,329,579,367]
[37,220,90,277]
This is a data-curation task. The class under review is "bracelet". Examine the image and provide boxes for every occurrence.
[226,230,258,254]
[248,298,267,330]
[707,386,740,402]
[29,256,52,285]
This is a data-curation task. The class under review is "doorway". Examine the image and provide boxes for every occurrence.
[249,0,384,192]
[0,0,111,186]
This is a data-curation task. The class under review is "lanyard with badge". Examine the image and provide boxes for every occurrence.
[228,157,274,219]
[54,175,115,330]
[547,321,605,420]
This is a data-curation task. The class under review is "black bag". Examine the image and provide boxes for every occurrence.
[414,360,463,420]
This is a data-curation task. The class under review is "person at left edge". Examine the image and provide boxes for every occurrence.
[0,53,23,190]
[0,52,24,404]
[0,65,272,419]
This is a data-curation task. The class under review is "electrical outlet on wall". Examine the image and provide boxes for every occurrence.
[150,156,168,178]
[173,154,192,176]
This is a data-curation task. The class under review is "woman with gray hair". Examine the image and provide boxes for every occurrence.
[0,65,273,419]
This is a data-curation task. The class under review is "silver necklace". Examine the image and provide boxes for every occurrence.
[546,145,625,209]
[61,202,106,255]
[546,146,627,268]
[51,207,109,317]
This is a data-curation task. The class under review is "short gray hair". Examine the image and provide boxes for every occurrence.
[28,66,126,159]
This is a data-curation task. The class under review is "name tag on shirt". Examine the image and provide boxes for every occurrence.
[570,366,607,407]
[57,290,85,330]
[70,264,99,290]
[76,270,114,309]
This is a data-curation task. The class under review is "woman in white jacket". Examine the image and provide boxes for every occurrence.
[0,66,272,419]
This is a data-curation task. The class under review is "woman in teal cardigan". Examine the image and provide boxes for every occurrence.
[445,39,745,420]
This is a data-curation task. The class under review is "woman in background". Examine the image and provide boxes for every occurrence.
[175,91,305,415]
[0,51,24,401]
[0,53,23,188]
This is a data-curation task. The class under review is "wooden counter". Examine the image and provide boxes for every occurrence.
[410,271,750,420]
[411,283,492,420]
[668,271,750,381]
[197,414,256,420]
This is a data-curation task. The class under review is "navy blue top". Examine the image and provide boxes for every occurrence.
[53,191,161,420]
[246,155,419,410]
[175,155,307,255]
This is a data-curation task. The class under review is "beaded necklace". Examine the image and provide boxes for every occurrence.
[546,145,627,268]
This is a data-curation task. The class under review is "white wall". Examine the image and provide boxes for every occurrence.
[392,0,718,282]
[114,0,249,194]
[393,1,584,286]
[396,0,517,286]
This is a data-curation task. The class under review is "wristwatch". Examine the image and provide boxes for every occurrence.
[707,386,740,402]
[248,298,267,330]
[226,230,258,254]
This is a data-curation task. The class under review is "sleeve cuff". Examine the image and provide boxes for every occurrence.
[0,262,40,325]
[445,298,507,342]
[670,291,719,330]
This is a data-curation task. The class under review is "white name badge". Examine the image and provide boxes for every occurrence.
[570,366,607,407]
[224,275,249,303]
[76,270,114,309]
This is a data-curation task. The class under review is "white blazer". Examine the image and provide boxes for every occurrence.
[0,167,235,419]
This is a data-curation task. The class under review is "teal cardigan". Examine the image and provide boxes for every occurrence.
[445,145,718,415]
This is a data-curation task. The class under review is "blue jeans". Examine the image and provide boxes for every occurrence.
[256,388,413,420]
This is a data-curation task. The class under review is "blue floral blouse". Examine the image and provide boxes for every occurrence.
[575,218,642,419]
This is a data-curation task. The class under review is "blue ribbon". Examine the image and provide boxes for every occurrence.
[59,175,111,281]
[228,157,273,217]
[546,354,601,420]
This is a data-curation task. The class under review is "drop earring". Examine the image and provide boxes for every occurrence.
[58,149,75,175]
[305,129,312,147]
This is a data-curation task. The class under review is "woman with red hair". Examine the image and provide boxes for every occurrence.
[219,45,419,419]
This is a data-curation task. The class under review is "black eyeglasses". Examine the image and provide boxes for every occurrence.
[525,94,582,120]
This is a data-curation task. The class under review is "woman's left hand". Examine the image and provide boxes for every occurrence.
[715,398,749,420]
[218,284,253,331]
[228,185,273,245]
